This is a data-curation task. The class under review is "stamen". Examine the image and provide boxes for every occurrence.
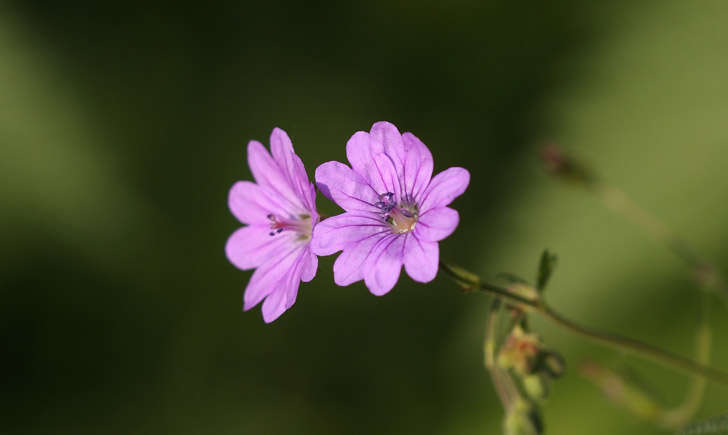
[374,191,419,234]
[264,212,314,240]
[375,192,397,212]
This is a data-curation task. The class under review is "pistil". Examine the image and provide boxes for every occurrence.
[387,207,418,234]
[267,213,314,240]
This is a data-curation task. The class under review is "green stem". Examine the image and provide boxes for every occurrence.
[543,145,727,299]
[484,300,520,412]
[440,262,728,385]
[592,184,724,292]
[540,304,725,383]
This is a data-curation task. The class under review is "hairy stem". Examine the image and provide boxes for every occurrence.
[592,184,726,297]
[484,300,520,411]
[659,293,711,428]
[440,262,728,385]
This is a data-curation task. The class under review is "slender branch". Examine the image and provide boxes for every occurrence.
[539,304,726,383]
[484,300,520,412]
[440,262,728,385]
[578,298,712,428]
[659,292,711,428]
[540,145,722,422]
[593,184,725,294]
[660,325,710,427]
[541,144,728,299]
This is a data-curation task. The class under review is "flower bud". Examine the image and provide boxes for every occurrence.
[504,399,543,435]
[498,326,542,375]
[539,144,594,186]
[523,374,547,401]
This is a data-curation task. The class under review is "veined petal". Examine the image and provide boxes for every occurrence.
[373,152,405,201]
[261,252,306,323]
[228,127,320,324]
[315,161,379,212]
[419,167,470,212]
[415,207,459,242]
[370,121,405,182]
[363,233,405,296]
[370,121,404,157]
[228,181,285,225]
[270,127,316,212]
[404,235,439,283]
[225,225,294,270]
[247,140,306,213]
[300,248,318,283]
[346,131,401,197]
[311,213,387,256]
[402,132,433,200]
[333,231,391,286]
[243,245,304,312]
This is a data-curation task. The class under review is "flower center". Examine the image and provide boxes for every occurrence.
[267,213,313,241]
[375,192,418,234]
[387,207,418,234]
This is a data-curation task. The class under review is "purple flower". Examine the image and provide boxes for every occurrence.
[312,121,470,296]
[225,128,318,323]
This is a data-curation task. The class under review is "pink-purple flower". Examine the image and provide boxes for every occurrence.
[312,121,470,296]
[225,128,318,323]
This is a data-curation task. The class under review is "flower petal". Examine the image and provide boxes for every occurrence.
[419,167,470,212]
[228,181,285,225]
[370,121,405,179]
[243,245,303,312]
[402,132,433,200]
[415,207,459,242]
[403,235,439,283]
[269,127,317,212]
[363,234,405,296]
[225,225,294,270]
[369,121,405,198]
[247,140,306,213]
[346,131,401,197]
[311,213,388,256]
[315,161,379,212]
[261,253,305,323]
[332,231,391,286]
[300,248,318,283]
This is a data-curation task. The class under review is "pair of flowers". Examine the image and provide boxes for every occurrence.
[226,122,470,322]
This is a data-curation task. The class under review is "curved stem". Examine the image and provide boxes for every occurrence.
[592,184,727,298]
[660,319,710,427]
[542,145,727,301]
[484,300,520,412]
[440,262,728,385]
[539,304,726,383]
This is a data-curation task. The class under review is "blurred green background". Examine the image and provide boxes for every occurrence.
[2,1,728,434]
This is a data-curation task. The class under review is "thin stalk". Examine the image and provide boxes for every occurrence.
[541,145,727,299]
[484,300,520,412]
[659,292,711,428]
[541,146,722,421]
[539,304,725,383]
[440,262,728,385]
[592,184,725,295]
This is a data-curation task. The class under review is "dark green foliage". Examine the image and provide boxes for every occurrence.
[536,250,558,292]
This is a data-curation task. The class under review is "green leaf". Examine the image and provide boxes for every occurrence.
[536,250,558,292]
